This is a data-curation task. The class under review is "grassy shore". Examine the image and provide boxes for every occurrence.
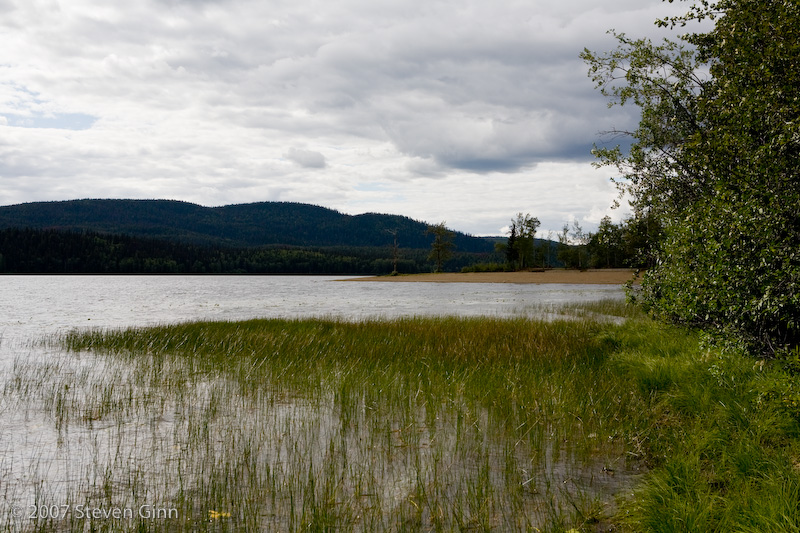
[4,302,799,531]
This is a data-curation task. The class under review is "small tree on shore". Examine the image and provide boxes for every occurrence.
[557,220,589,269]
[512,213,540,270]
[501,222,519,267]
[497,213,540,270]
[427,222,455,272]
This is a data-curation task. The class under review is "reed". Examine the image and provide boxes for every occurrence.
[3,301,798,531]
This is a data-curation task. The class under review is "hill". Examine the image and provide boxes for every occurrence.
[0,199,495,252]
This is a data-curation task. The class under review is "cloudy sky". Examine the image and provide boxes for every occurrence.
[1,0,690,236]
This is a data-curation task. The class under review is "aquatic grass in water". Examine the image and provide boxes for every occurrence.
[4,309,647,531]
[6,302,799,531]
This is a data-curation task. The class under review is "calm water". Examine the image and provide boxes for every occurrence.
[1,274,624,359]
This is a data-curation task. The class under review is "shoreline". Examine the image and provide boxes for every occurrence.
[343,269,640,285]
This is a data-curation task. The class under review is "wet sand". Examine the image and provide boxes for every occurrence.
[344,269,640,285]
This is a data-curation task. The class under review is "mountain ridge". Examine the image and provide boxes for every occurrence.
[0,199,496,253]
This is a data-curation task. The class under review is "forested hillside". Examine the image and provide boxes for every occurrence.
[0,199,495,252]
[0,227,500,274]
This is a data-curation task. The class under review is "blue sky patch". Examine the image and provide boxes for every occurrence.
[4,112,97,130]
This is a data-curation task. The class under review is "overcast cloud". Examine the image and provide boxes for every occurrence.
[0,0,691,236]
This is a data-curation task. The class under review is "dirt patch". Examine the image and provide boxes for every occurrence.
[343,269,641,285]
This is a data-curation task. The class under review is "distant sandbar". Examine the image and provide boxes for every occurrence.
[343,269,640,285]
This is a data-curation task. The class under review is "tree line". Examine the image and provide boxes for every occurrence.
[478,212,658,272]
[0,227,497,274]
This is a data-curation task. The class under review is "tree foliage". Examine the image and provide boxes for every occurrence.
[557,220,591,269]
[587,216,624,269]
[583,0,800,353]
[497,213,541,270]
[490,213,650,271]
[427,222,456,272]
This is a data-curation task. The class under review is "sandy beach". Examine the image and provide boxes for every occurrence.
[344,269,640,285]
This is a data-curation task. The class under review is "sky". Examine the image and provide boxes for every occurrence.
[0,0,692,237]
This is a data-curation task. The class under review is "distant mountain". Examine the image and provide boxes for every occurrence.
[0,199,496,253]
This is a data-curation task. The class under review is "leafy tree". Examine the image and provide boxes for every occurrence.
[583,0,800,353]
[557,220,589,269]
[556,225,570,267]
[570,220,589,269]
[588,216,624,268]
[620,211,662,269]
[498,221,520,267]
[585,215,658,269]
[495,213,541,270]
[512,213,540,269]
[426,222,455,272]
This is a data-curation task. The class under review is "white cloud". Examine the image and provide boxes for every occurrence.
[0,0,695,234]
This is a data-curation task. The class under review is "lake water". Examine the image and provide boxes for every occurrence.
[1,274,624,359]
[0,275,628,529]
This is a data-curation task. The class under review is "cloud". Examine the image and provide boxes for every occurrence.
[0,0,696,234]
[284,147,326,169]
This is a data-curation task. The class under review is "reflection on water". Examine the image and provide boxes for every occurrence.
[0,275,630,530]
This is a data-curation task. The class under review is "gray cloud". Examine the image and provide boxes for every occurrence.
[0,0,695,234]
[285,147,326,169]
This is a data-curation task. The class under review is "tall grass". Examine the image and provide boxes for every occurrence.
[4,300,800,531]
[609,335,800,532]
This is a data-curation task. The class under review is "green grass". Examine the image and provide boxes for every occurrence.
[4,301,800,531]
[602,322,800,532]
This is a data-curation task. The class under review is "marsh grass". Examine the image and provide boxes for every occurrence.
[4,301,800,531]
[599,321,800,532]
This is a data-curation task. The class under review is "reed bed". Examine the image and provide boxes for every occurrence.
[3,300,799,531]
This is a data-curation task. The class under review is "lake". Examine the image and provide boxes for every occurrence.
[1,274,624,356]
[0,275,628,530]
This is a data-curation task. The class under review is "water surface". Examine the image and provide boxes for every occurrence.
[1,274,623,353]
[0,275,629,530]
